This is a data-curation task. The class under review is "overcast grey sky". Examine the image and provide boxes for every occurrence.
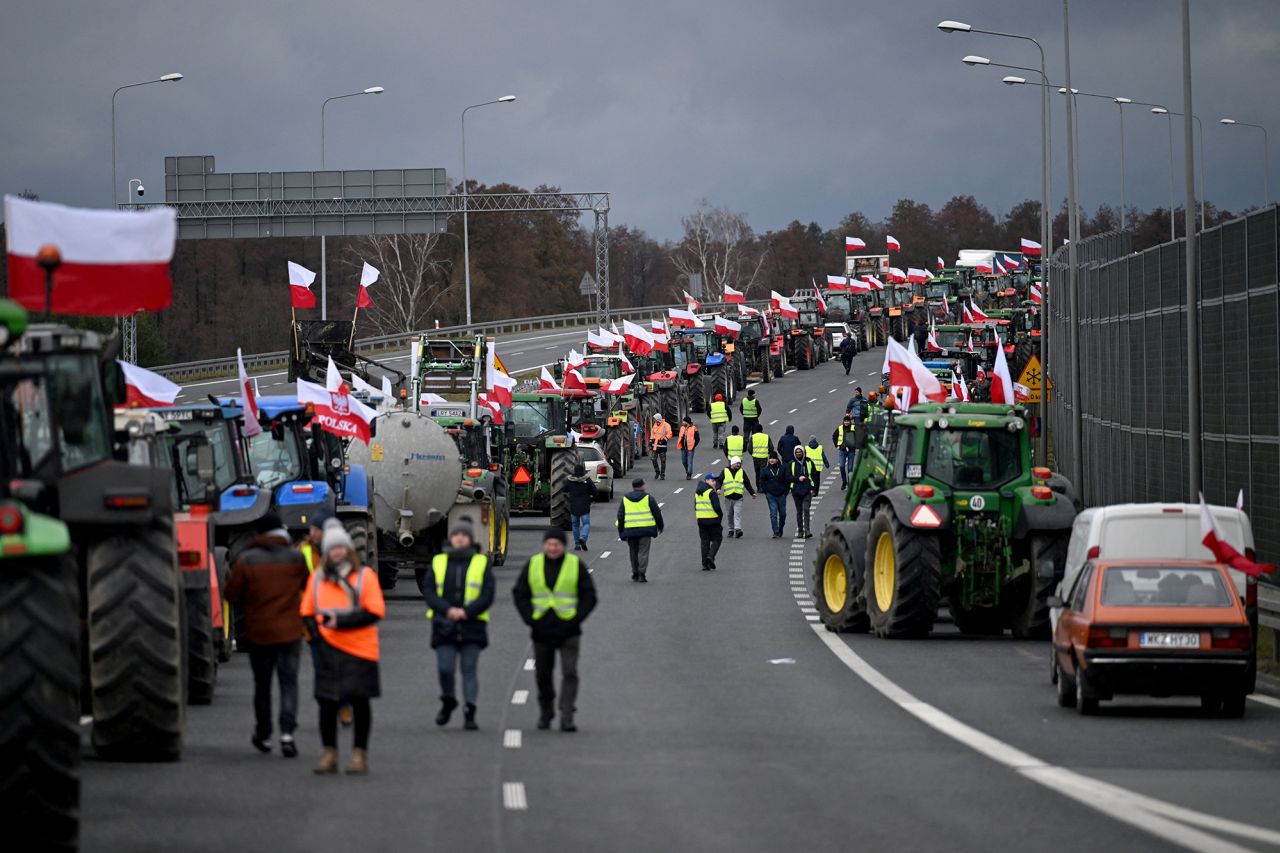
[1,0,1275,240]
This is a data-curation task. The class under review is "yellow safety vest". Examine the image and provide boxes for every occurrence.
[836,425,854,446]
[741,397,760,418]
[806,444,826,472]
[528,553,580,621]
[750,431,771,459]
[620,495,656,529]
[427,552,491,621]
[300,542,320,574]
[709,401,729,424]
[694,489,718,520]
[722,467,745,498]
[726,434,745,457]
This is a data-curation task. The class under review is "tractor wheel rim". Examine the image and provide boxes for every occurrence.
[500,517,509,553]
[873,531,896,612]
[822,554,847,612]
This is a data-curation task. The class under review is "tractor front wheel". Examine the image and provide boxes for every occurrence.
[865,506,940,639]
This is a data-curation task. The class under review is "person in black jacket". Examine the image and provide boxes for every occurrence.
[422,523,495,731]
[786,445,820,538]
[616,478,664,582]
[757,452,791,538]
[694,473,724,571]
[776,424,801,462]
[565,463,595,551]
[513,529,598,731]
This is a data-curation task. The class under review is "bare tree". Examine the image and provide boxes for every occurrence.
[343,233,455,335]
[669,199,768,301]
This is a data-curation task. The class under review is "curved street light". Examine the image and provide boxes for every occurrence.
[461,96,518,326]
[1219,118,1270,206]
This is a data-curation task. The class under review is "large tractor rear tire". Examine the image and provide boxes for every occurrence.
[1010,532,1070,639]
[813,523,871,633]
[711,367,729,404]
[605,426,627,475]
[760,352,772,383]
[549,450,574,530]
[660,387,679,426]
[0,553,81,852]
[865,506,940,639]
[87,515,185,761]
[346,517,371,568]
[796,338,812,370]
[184,583,217,706]
[688,372,707,413]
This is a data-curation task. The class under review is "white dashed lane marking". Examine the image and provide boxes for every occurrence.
[600,551,612,559]
[788,408,798,414]
[504,729,523,748]
[807,398,817,403]
[523,658,534,671]
[511,690,529,705]
[674,487,684,494]
[768,419,778,425]
[503,782,528,810]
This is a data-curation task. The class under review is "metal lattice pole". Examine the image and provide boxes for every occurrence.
[122,314,137,363]
[594,208,610,326]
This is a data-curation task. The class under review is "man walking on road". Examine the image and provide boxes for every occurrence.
[650,413,672,480]
[676,416,700,479]
[616,477,664,582]
[716,456,757,539]
[806,435,829,491]
[725,424,745,461]
[566,463,595,551]
[225,512,309,758]
[833,414,859,489]
[839,336,855,375]
[758,452,790,539]
[513,529,598,732]
[694,473,724,571]
[749,428,773,481]
[776,424,801,462]
[786,446,819,538]
[739,389,762,436]
[423,523,494,731]
[845,387,865,421]
[709,393,730,448]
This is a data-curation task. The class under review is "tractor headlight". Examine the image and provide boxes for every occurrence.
[1007,419,1025,432]
[938,418,949,429]
[925,418,935,428]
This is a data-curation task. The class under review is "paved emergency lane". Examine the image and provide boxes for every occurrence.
[85,344,1280,853]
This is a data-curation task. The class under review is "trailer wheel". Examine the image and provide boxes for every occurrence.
[1010,532,1070,639]
[813,524,871,633]
[549,450,574,530]
[88,515,185,761]
[865,506,940,639]
[185,583,217,705]
[0,552,81,851]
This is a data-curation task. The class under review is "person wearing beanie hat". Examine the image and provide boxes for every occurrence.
[298,510,335,574]
[805,435,829,491]
[615,477,664,582]
[649,412,673,479]
[513,528,598,731]
[565,463,595,551]
[676,415,700,479]
[715,455,757,538]
[694,472,724,571]
[739,388,762,437]
[301,519,385,775]
[225,512,309,758]
[758,450,791,538]
[422,520,494,731]
[786,444,819,538]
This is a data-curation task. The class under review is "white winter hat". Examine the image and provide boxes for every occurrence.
[321,519,354,554]
[730,456,742,465]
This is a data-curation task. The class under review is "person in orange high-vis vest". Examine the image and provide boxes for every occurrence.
[650,413,673,480]
[301,520,385,776]
[676,416,700,479]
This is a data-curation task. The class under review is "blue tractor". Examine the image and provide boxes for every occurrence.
[673,326,741,412]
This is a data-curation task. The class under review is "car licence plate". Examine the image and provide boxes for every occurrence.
[1139,632,1200,649]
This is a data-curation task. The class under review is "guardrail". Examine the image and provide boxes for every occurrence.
[154,299,761,382]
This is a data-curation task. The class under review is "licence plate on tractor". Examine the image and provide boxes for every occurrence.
[1139,632,1199,649]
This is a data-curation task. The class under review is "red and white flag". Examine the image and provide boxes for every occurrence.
[622,319,655,355]
[1030,283,1043,304]
[603,373,635,395]
[826,274,849,291]
[886,235,901,252]
[650,319,669,352]
[713,314,742,337]
[850,276,873,293]
[477,392,505,425]
[952,371,971,402]
[324,356,343,392]
[975,260,994,275]
[237,348,262,437]
[907,267,930,284]
[977,364,987,384]
[669,307,704,328]
[567,348,587,370]
[1200,494,1275,577]
[845,236,866,253]
[1021,238,1042,256]
[995,258,1008,276]
[888,267,907,284]
[969,300,991,322]
[926,328,943,352]
[937,256,945,271]
[966,333,975,353]
[420,392,447,406]
[563,368,587,391]
[865,275,886,291]
[1003,254,1022,269]
[682,290,702,311]
[617,344,635,373]
[814,289,828,315]
[119,361,181,407]
[962,303,975,323]
[288,261,318,308]
[297,377,377,444]
[539,366,561,392]
[770,290,799,319]
[489,368,515,408]
[723,284,746,304]
[4,195,176,315]
[356,261,379,308]
[988,338,1016,404]
[884,337,947,403]
[738,303,761,316]
[586,328,613,349]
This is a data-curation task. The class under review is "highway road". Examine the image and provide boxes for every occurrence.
[89,345,1280,853]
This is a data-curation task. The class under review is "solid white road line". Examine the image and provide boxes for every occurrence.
[504,729,523,749]
[523,658,534,671]
[600,550,612,559]
[503,782,528,811]
[511,690,529,705]
[809,628,1273,852]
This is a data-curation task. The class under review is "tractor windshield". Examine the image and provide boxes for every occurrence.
[924,428,1022,489]
[6,354,111,476]
[248,431,305,490]
[579,361,619,381]
[172,420,240,495]
[672,346,692,372]
[926,283,950,299]
[508,400,556,439]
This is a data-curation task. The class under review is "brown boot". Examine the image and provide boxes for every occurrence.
[345,747,368,775]
[313,747,337,775]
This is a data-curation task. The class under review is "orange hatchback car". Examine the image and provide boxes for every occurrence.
[1051,560,1253,716]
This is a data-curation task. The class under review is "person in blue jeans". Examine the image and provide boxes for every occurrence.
[757,452,791,539]
[565,463,595,550]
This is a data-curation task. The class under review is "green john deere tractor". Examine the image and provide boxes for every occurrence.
[813,401,1076,639]
[503,392,580,529]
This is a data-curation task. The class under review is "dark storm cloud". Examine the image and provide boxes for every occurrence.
[1,0,1275,239]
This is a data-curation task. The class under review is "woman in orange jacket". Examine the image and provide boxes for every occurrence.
[301,520,385,775]
[675,416,700,479]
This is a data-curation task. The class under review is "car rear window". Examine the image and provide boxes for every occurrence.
[1100,566,1232,607]
[576,446,604,462]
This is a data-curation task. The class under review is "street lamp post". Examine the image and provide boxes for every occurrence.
[1152,109,1206,231]
[1152,108,1178,240]
[461,95,517,327]
[319,86,385,320]
[1219,119,1270,206]
[111,72,183,206]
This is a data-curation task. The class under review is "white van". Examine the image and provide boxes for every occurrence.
[1053,503,1257,632]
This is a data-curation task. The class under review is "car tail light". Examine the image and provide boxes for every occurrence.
[1087,545,1100,559]
[291,484,314,493]
[1087,626,1129,648]
[489,463,500,472]
[0,506,23,535]
[512,466,532,485]
[105,493,151,509]
[910,504,942,528]
[1031,486,1053,500]
[1032,467,1051,481]
[912,485,934,498]
[178,550,203,568]
[597,463,609,476]
[1209,627,1251,650]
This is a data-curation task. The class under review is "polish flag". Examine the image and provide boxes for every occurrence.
[714,315,742,337]
[538,366,560,392]
[845,237,866,253]
[683,290,702,311]
[650,319,669,352]
[962,303,975,324]
[297,378,377,444]
[1030,283,1043,305]
[562,368,587,391]
[1200,494,1276,577]
[4,195,176,315]
[977,365,987,384]
[723,284,746,304]
[888,267,907,284]
[420,392,447,405]
[738,304,761,316]
[609,322,623,345]
[1021,238,1042,256]
[623,319,655,355]
[669,307,704,328]
[237,348,262,437]
[907,267,930,284]
[617,344,635,373]
[288,261,318,308]
[567,348,587,370]
[356,261,379,308]
[119,361,181,407]
[926,328,943,352]
[489,368,516,408]
[886,235,901,253]
[826,274,849,291]
[987,339,1015,405]
[477,392,505,425]
[603,373,635,395]
[937,256,945,271]
[863,275,885,291]
[586,328,613,349]
[814,289,828,315]
[995,258,1008,276]
[966,333,975,353]
[1003,254,1022,269]
[850,276,873,293]
[771,291,799,319]
[953,371,971,402]
[970,300,991,322]
[884,337,947,403]
[976,260,994,275]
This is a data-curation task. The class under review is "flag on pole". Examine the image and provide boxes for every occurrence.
[975,260,994,275]
[962,303,975,323]
[4,195,176,315]
[297,378,377,443]
[351,373,380,399]
[381,374,393,401]
[356,261,379,308]
[966,333,975,353]
[723,284,746,304]
[682,290,702,311]
[288,261,318,308]
[489,367,516,408]
[886,235,901,252]
[937,256,945,271]
[826,274,849,291]
[325,356,343,392]
[738,304,761,316]
[567,347,587,370]
[814,289,828,315]
[602,373,635,395]
[563,368,587,391]
[1030,283,1043,305]
[988,338,1015,404]
[907,267,930,284]
[617,343,635,373]
[586,328,613,349]
[863,275,885,291]
[420,392,447,405]
[1200,494,1275,577]
[237,348,262,437]
[969,300,991,322]
[650,319,669,352]
[995,258,1008,276]
[849,276,873,293]
[622,319,655,354]
[477,392,505,425]
[539,366,561,391]
[1003,254,1022,269]
[669,307,704,328]
[1021,237,1042,256]
[119,361,181,407]
[713,315,741,337]
[770,291,799,319]
[845,237,866,253]
[884,337,947,403]
[926,328,943,352]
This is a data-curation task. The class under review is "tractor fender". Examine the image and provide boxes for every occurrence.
[873,489,952,531]
[341,464,371,509]
[685,363,703,377]
[1013,494,1077,539]
[646,371,677,385]
[705,352,725,367]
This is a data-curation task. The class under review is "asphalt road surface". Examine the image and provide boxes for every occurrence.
[90,345,1280,853]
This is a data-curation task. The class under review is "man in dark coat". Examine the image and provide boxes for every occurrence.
[513,529,598,732]
[786,445,820,538]
[694,473,724,571]
[565,463,595,550]
[776,424,801,463]
[615,477,664,582]
[839,335,855,374]
[757,452,791,538]
[226,512,309,758]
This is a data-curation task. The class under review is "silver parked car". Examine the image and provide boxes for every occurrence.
[575,440,614,501]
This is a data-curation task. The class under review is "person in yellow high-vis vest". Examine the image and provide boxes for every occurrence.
[805,435,830,490]
[422,522,495,731]
[513,529,598,732]
[749,429,773,481]
[694,473,724,571]
[614,477,665,582]
[715,457,758,538]
[708,393,731,448]
[725,425,746,460]
[739,389,762,436]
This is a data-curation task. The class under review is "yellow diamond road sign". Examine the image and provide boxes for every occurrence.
[1016,354,1052,403]
[494,353,508,374]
